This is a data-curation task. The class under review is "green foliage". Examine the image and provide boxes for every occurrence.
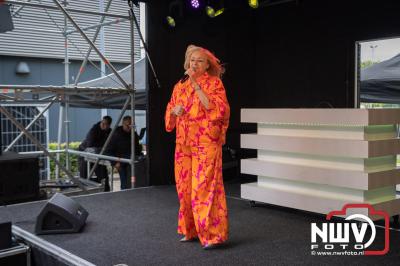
[48,142,81,179]
[361,60,379,69]
[360,102,400,109]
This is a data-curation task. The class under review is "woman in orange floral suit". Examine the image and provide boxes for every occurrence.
[165,45,230,250]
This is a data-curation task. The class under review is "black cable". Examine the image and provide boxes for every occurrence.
[127,0,162,89]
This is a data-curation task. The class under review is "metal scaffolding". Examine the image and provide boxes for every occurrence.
[0,0,145,191]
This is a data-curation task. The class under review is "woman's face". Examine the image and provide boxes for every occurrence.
[189,50,209,77]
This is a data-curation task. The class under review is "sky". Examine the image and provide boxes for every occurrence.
[360,37,400,62]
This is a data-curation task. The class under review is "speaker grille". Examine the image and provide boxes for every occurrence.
[42,211,73,231]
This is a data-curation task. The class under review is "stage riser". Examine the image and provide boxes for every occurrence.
[241,159,400,190]
[241,183,400,220]
[240,108,400,218]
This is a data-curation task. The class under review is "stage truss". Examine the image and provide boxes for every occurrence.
[0,0,146,192]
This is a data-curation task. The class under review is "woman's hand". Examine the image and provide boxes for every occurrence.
[185,68,197,84]
[185,68,203,92]
[172,105,184,116]
[185,70,209,109]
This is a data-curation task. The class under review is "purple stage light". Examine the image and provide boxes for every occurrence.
[190,0,200,9]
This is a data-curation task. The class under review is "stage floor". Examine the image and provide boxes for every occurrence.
[1,186,400,265]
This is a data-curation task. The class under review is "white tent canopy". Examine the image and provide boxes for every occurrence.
[69,58,147,109]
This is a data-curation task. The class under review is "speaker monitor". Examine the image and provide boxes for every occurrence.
[0,153,39,205]
[35,193,89,235]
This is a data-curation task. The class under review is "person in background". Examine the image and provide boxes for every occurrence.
[106,115,142,190]
[165,44,230,250]
[78,116,112,191]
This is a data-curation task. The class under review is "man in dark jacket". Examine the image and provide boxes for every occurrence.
[106,115,142,190]
[78,116,112,191]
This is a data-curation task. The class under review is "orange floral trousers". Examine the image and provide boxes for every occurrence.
[175,143,228,246]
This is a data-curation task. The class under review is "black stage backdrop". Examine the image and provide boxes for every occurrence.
[146,0,400,185]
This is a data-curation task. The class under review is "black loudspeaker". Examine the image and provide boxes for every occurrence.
[35,193,89,235]
[0,222,12,250]
[0,152,39,205]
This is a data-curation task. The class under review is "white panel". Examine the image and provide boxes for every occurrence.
[241,158,400,190]
[241,182,361,217]
[257,150,396,171]
[240,108,400,218]
[256,176,396,203]
[257,150,367,171]
[241,183,400,219]
[241,134,400,158]
[258,123,365,139]
[258,124,396,140]
[241,108,400,125]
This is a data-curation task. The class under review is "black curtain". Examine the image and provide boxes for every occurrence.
[146,0,400,186]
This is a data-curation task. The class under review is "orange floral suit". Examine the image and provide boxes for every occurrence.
[165,72,230,246]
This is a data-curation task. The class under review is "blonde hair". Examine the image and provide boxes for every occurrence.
[183,44,225,78]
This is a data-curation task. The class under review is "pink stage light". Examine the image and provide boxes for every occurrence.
[190,0,200,9]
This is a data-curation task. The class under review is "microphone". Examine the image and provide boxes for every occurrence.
[180,74,189,83]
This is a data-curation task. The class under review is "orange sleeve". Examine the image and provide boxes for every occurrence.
[165,84,178,132]
[206,78,230,122]
[206,78,230,144]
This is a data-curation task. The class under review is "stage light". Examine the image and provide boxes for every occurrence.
[166,0,182,28]
[190,0,200,9]
[205,1,224,18]
[248,0,259,8]
[166,16,176,27]
[16,61,30,75]
[205,6,215,17]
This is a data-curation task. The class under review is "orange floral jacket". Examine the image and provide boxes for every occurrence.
[165,72,230,146]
